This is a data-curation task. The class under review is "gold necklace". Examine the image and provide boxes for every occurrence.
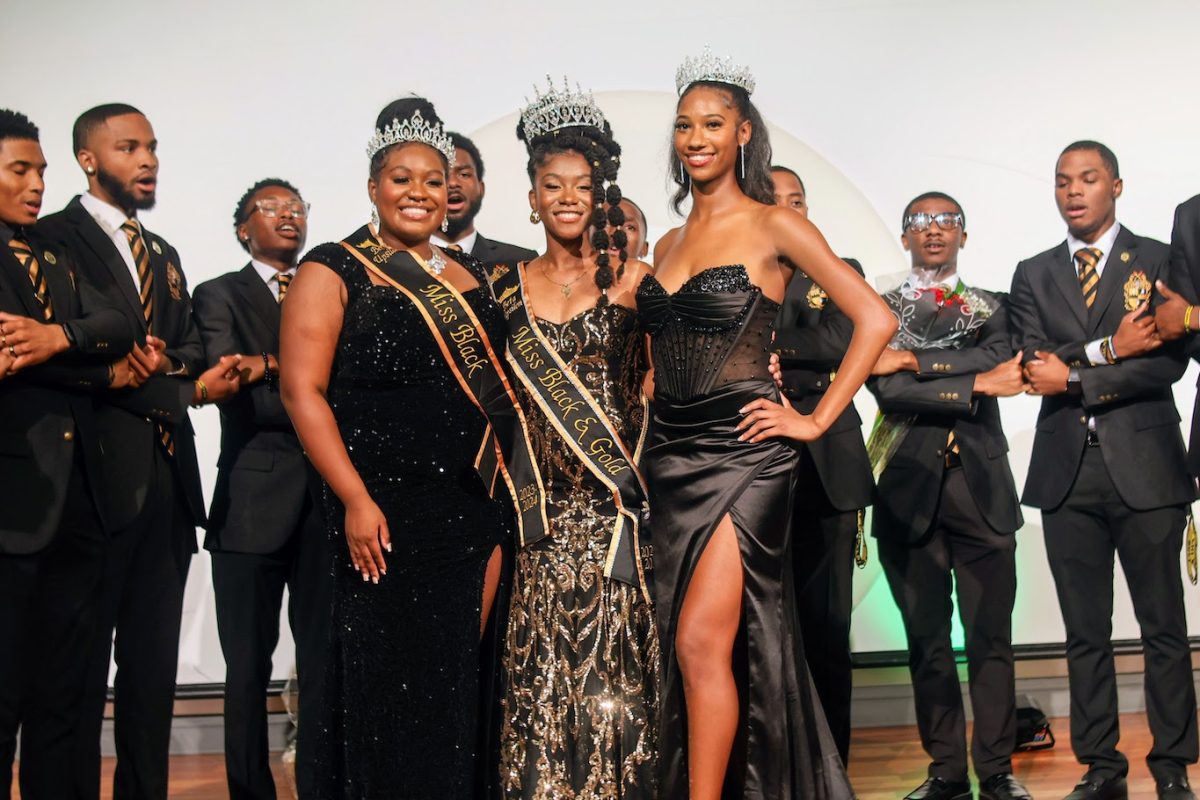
[539,261,590,297]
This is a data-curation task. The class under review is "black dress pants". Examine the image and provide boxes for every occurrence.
[1043,444,1197,783]
[74,447,193,800]
[0,458,105,800]
[878,465,1018,783]
[791,443,856,766]
[211,499,330,800]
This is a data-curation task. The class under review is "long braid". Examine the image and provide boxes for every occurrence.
[519,122,626,306]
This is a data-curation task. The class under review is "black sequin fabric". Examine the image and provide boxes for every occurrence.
[499,303,661,799]
[637,265,779,402]
[305,238,511,799]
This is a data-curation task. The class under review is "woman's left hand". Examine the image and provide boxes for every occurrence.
[735,396,824,443]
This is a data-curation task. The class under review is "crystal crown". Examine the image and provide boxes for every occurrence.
[366,109,455,164]
[519,76,608,140]
[675,46,756,96]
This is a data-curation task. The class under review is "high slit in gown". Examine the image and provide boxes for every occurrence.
[636,264,853,800]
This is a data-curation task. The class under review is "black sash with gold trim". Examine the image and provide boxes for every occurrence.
[490,261,651,592]
[339,230,549,547]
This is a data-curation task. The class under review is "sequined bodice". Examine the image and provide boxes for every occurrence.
[516,303,645,504]
[636,264,778,402]
[305,239,507,493]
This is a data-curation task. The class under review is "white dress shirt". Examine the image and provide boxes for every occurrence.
[79,192,142,290]
[1067,221,1122,365]
[430,229,478,254]
[250,258,296,302]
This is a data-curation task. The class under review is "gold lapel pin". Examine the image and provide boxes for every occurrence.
[1120,252,1131,263]
[43,251,57,265]
[151,241,163,255]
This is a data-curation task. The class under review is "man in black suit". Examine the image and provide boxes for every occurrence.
[1010,142,1197,800]
[432,132,537,265]
[0,108,136,799]
[770,165,871,765]
[192,178,330,800]
[1152,194,1200,479]
[38,103,241,799]
[871,192,1030,800]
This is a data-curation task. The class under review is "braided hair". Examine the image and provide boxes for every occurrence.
[517,121,626,305]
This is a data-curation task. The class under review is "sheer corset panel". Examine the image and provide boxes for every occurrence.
[636,264,779,402]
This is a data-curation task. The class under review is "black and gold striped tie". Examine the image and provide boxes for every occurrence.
[946,429,961,465]
[8,237,53,321]
[121,219,154,330]
[1075,247,1102,309]
[120,220,174,456]
[276,273,292,303]
[446,243,463,253]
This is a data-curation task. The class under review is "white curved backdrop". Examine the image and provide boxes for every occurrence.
[4,0,1199,684]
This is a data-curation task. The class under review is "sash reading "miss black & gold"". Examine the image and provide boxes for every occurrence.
[339,230,549,547]
[490,262,651,594]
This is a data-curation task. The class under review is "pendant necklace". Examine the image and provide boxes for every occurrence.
[425,247,447,275]
[540,262,589,297]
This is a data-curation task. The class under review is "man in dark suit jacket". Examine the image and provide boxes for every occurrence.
[192,178,330,800]
[871,192,1030,800]
[432,132,537,265]
[770,165,872,765]
[38,103,241,799]
[0,108,136,799]
[1011,142,1196,800]
[1152,194,1200,477]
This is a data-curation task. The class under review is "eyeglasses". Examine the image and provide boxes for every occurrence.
[904,212,964,233]
[254,199,310,218]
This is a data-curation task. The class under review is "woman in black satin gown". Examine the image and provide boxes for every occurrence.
[636,55,896,799]
[280,97,510,798]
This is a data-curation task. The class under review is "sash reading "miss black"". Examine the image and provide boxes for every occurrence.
[490,262,651,594]
[340,233,549,547]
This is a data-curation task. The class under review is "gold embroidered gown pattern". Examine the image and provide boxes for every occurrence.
[499,303,661,799]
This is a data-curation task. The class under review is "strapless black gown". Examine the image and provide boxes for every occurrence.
[636,265,852,800]
[303,239,512,799]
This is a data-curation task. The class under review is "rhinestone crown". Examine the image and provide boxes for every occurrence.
[519,76,607,140]
[366,109,455,164]
[675,46,756,96]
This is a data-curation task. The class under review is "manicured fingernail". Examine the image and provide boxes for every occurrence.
[371,575,379,584]
[386,543,392,553]
[361,572,369,582]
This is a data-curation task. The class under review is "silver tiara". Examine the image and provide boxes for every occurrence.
[519,76,607,140]
[365,109,455,164]
[675,46,756,96]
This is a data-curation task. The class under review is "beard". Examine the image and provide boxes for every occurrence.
[445,195,482,240]
[96,165,156,213]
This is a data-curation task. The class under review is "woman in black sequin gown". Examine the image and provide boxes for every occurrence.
[497,97,661,799]
[280,98,510,799]
[636,58,896,799]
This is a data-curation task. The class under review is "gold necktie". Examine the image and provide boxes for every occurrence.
[1074,247,1102,309]
[9,237,53,320]
[121,219,154,329]
[120,221,173,456]
[277,273,292,303]
[446,243,463,253]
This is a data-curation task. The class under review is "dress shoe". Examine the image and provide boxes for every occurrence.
[1063,775,1127,800]
[904,777,973,800]
[1157,778,1195,800]
[980,772,1033,800]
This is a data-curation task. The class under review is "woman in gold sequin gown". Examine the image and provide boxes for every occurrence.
[496,85,660,799]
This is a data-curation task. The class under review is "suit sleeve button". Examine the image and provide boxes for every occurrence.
[63,431,75,442]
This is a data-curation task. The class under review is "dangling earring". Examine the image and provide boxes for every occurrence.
[678,159,688,185]
[529,210,541,224]
[738,143,745,180]
[440,216,448,233]
[370,205,380,229]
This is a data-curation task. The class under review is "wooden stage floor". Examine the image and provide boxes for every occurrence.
[14,712,1195,799]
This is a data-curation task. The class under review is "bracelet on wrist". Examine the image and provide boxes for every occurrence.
[193,379,208,406]
[1186,305,1196,333]
[263,352,278,391]
[1099,336,1117,365]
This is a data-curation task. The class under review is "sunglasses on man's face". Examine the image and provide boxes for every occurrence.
[904,212,964,233]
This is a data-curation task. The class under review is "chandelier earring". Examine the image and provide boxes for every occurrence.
[738,143,745,180]
[370,205,380,229]
[530,210,541,224]
[440,215,449,233]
